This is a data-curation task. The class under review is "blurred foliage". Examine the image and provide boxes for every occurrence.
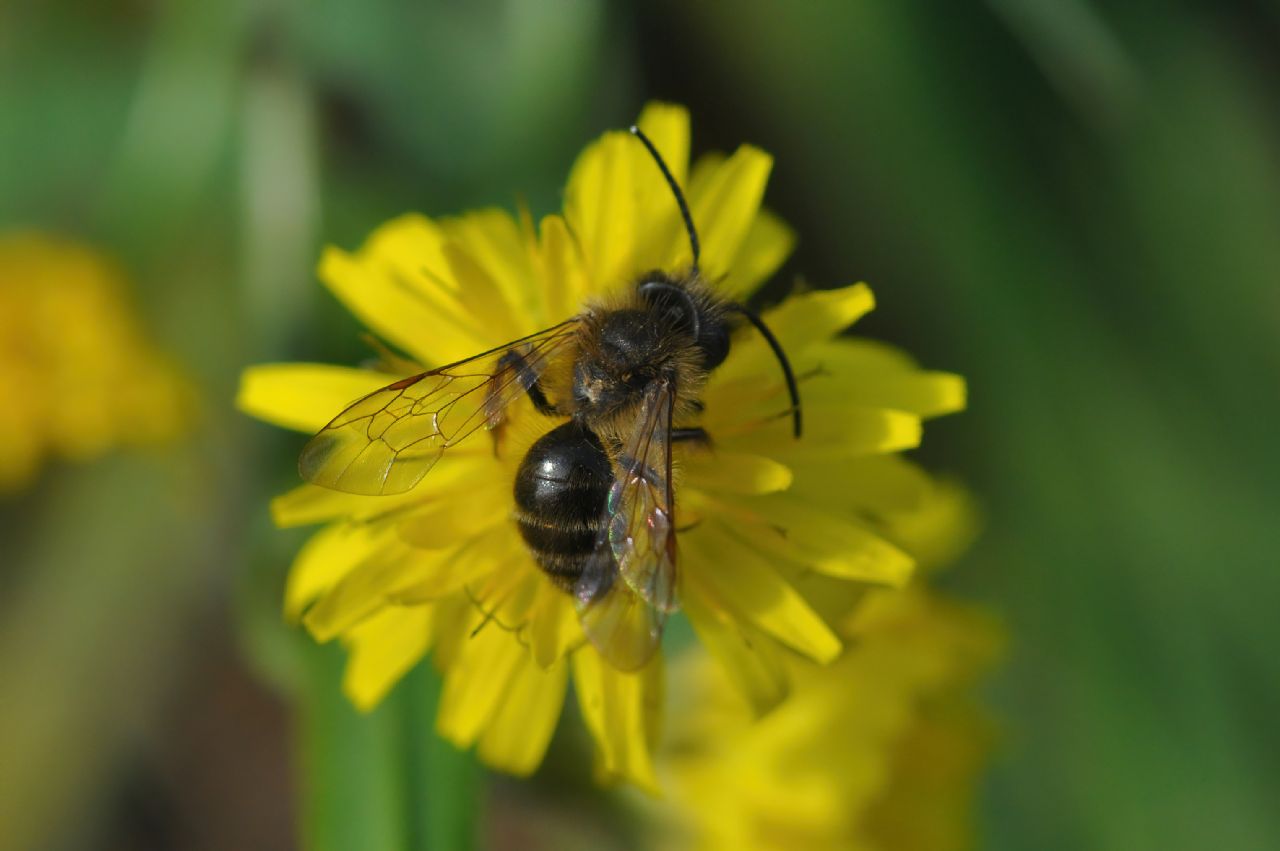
[1,0,1278,849]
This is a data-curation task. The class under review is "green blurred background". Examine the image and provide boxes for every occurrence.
[2,1,1278,849]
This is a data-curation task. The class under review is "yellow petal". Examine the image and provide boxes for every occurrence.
[717,207,796,300]
[804,339,967,418]
[465,568,542,636]
[636,102,690,187]
[440,209,542,331]
[436,623,526,747]
[376,216,513,340]
[301,541,426,641]
[527,583,581,669]
[477,656,568,775]
[429,593,479,672]
[387,528,525,606]
[270,454,495,528]
[395,477,512,548]
[783,454,932,514]
[237,364,388,433]
[564,131,640,293]
[783,406,921,457]
[341,604,433,711]
[764,283,876,344]
[565,105,695,293]
[318,215,503,366]
[284,521,398,620]
[687,146,773,279]
[728,283,876,375]
[682,587,790,715]
[302,534,505,642]
[633,102,697,271]
[272,483,420,529]
[682,450,792,495]
[684,523,842,663]
[708,285,876,396]
[710,404,922,459]
[318,251,459,369]
[573,649,662,793]
[534,214,590,322]
[818,334,919,370]
[778,570,873,636]
[438,235,524,342]
[716,493,916,587]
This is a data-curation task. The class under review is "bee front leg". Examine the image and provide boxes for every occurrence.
[496,350,562,417]
[489,350,565,457]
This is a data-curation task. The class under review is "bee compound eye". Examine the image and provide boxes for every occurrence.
[698,323,731,370]
[638,280,700,338]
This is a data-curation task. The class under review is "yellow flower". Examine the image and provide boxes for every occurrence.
[657,586,1002,851]
[0,232,191,490]
[237,103,966,788]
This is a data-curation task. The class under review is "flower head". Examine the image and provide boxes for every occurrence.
[0,232,191,490]
[238,103,966,787]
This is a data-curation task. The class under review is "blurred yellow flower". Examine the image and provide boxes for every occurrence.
[238,103,966,787]
[657,586,1002,851]
[0,232,190,490]
[879,477,980,576]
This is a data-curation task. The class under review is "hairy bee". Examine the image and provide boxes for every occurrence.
[298,127,801,670]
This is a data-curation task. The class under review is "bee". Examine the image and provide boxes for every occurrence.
[299,127,802,670]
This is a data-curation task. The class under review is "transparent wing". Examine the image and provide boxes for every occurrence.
[606,379,678,612]
[298,320,580,495]
[574,548,665,672]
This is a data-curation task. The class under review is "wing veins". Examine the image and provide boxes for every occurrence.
[370,327,574,450]
[299,320,580,495]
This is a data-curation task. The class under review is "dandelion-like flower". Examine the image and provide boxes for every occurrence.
[657,585,1001,851]
[238,103,966,787]
[0,232,190,490]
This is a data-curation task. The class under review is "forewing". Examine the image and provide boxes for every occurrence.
[574,548,665,672]
[606,380,679,613]
[298,321,579,495]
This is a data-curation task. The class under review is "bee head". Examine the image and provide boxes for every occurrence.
[571,276,732,420]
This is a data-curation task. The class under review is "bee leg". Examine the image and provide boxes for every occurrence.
[671,427,711,448]
[489,350,563,457]
[496,350,561,416]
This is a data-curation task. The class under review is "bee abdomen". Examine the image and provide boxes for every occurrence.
[513,421,613,592]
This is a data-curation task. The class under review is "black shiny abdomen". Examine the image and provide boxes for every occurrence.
[514,421,613,592]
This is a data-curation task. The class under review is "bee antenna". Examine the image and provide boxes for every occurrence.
[729,304,803,438]
[630,125,700,271]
